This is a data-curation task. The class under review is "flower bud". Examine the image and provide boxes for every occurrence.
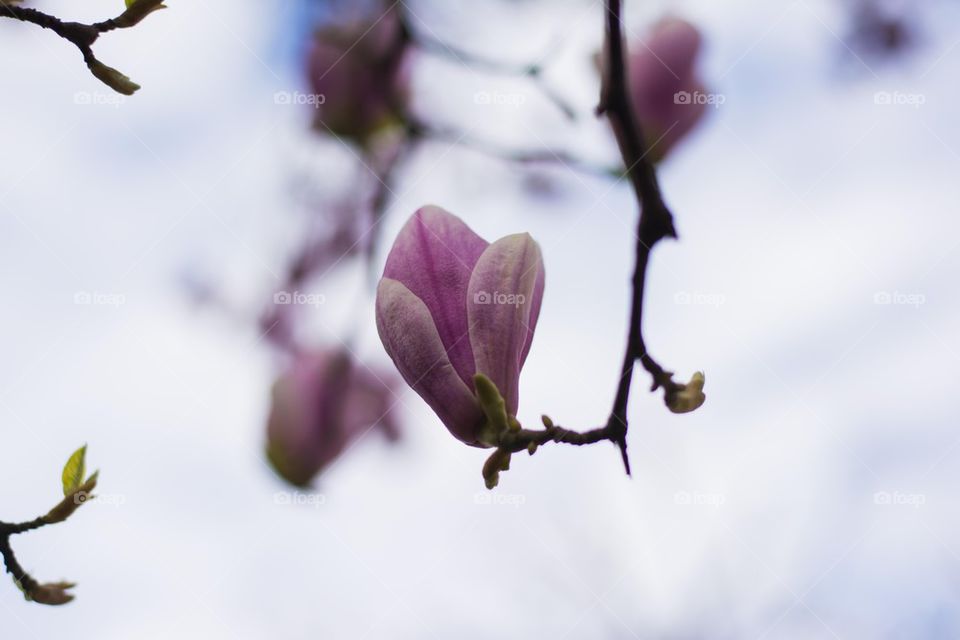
[306,8,409,142]
[627,17,707,160]
[266,350,400,486]
[87,60,140,96]
[376,206,545,447]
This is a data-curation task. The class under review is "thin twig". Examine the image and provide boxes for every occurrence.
[404,17,579,120]
[498,424,610,453]
[0,462,98,605]
[0,0,165,94]
[407,119,621,179]
[0,534,39,595]
[0,517,48,536]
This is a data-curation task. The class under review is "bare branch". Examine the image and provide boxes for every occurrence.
[0,0,166,94]
[0,464,98,605]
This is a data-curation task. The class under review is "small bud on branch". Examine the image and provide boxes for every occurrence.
[1,0,166,94]
[0,446,100,606]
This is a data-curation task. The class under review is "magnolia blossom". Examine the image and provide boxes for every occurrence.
[306,8,409,141]
[266,350,399,486]
[375,206,545,447]
[627,17,707,160]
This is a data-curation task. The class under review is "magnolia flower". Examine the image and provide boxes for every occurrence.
[376,206,545,447]
[627,17,708,160]
[306,8,409,142]
[266,350,400,486]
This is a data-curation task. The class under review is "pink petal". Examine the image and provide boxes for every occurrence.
[466,234,544,417]
[628,17,706,158]
[645,17,702,78]
[382,206,489,387]
[376,278,486,445]
[266,352,354,486]
[266,351,401,486]
[519,258,545,368]
[346,365,401,442]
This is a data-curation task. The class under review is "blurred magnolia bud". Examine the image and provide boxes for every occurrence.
[627,17,708,161]
[306,7,410,143]
[666,371,706,414]
[266,350,400,486]
[847,0,914,62]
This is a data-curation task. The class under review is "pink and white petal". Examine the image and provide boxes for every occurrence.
[519,256,545,368]
[376,278,486,445]
[647,17,702,78]
[383,206,489,387]
[466,233,544,416]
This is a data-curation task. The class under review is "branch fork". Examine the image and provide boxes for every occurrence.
[0,446,99,606]
[477,0,706,488]
[1,0,167,94]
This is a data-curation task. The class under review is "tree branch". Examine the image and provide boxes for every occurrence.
[0,531,77,605]
[596,0,684,474]
[481,0,701,488]
[406,119,621,179]
[0,534,40,596]
[499,420,611,453]
[0,452,98,606]
[0,516,48,536]
[402,14,579,121]
[0,0,166,94]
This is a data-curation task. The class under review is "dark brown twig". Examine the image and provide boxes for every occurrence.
[499,424,610,453]
[406,119,621,179]
[0,0,165,94]
[594,0,682,474]
[403,18,579,120]
[0,534,40,596]
[483,0,688,485]
[0,462,98,605]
